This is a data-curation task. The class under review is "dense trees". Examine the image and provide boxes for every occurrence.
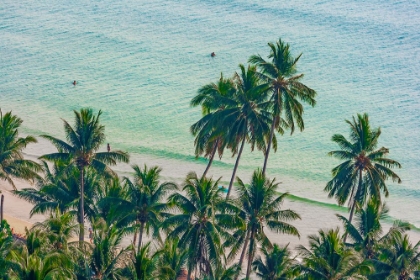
[1,38,418,280]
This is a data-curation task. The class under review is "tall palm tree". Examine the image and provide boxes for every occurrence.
[325,113,402,230]
[229,169,300,279]
[39,108,129,242]
[249,39,317,176]
[116,164,177,252]
[190,73,236,178]
[162,172,240,280]
[297,228,371,280]
[224,64,272,198]
[0,110,41,190]
[376,232,420,280]
[337,198,410,260]
[252,243,298,280]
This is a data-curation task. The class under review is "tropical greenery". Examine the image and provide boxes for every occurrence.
[1,38,419,280]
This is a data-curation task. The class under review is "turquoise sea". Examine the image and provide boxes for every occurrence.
[1,0,420,227]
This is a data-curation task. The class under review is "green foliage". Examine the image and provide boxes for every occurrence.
[0,109,42,189]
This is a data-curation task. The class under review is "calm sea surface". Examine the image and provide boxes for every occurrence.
[1,0,419,226]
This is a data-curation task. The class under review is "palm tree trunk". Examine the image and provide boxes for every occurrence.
[262,116,277,176]
[235,229,250,280]
[227,137,246,199]
[133,220,138,246]
[0,194,4,222]
[137,221,145,253]
[245,229,256,279]
[79,167,85,244]
[344,171,362,242]
[202,139,219,178]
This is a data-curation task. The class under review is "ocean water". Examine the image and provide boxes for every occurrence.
[1,0,420,227]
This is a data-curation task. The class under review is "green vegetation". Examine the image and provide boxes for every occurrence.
[1,38,419,279]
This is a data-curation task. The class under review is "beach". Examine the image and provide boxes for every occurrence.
[1,0,420,254]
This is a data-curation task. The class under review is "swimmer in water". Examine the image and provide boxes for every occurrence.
[211,52,215,57]
[73,80,77,85]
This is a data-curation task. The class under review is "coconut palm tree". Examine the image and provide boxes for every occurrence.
[162,172,240,280]
[337,198,410,260]
[297,228,371,280]
[90,219,131,280]
[39,108,129,242]
[155,238,188,280]
[190,73,236,178]
[0,220,19,277]
[0,110,41,190]
[229,169,300,279]
[248,39,317,176]
[14,160,103,221]
[252,243,298,280]
[375,232,420,280]
[224,64,272,198]
[115,164,177,252]
[325,113,402,231]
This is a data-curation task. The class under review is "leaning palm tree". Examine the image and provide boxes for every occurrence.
[252,243,298,280]
[162,172,240,280]
[337,198,410,260]
[0,110,41,190]
[249,39,317,176]
[116,164,177,252]
[39,108,129,242]
[325,113,402,230]
[190,73,236,178]
[297,228,371,280]
[229,169,300,279]
[224,64,272,198]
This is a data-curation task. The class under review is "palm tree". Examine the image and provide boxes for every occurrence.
[248,39,317,176]
[39,108,129,242]
[297,228,371,280]
[224,64,272,198]
[90,219,131,279]
[376,232,420,280]
[162,172,240,280]
[130,242,160,280]
[0,220,19,277]
[325,113,402,230]
[252,243,297,280]
[190,73,236,178]
[116,164,177,252]
[337,198,410,260]
[155,238,188,280]
[229,169,300,279]
[14,160,104,221]
[0,110,41,190]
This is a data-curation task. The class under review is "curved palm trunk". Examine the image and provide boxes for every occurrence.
[262,116,277,176]
[202,139,219,178]
[245,229,256,279]
[344,171,362,243]
[79,167,85,244]
[137,221,145,253]
[235,229,251,280]
[226,137,246,199]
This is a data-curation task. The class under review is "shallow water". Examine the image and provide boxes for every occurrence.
[1,0,420,227]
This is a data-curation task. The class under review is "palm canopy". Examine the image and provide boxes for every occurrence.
[297,228,371,280]
[162,172,240,279]
[325,113,401,224]
[39,108,129,243]
[231,169,300,279]
[115,164,177,252]
[190,73,236,177]
[252,243,298,280]
[337,198,410,260]
[0,110,41,189]
[249,39,316,174]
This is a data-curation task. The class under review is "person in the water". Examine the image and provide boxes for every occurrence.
[72,80,77,85]
[211,52,215,57]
